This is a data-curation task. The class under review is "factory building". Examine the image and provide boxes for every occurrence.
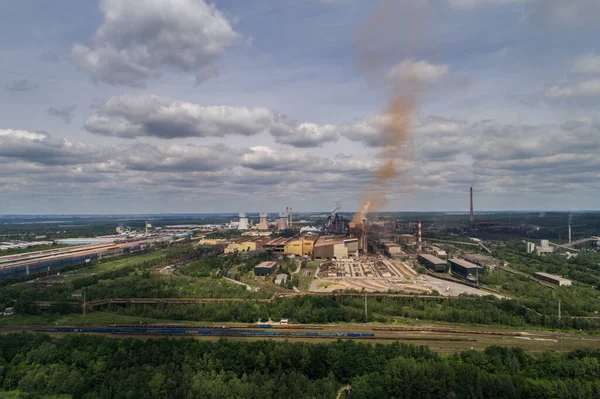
[0,240,154,280]
[536,240,554,255]
[224,237,269,254]
[418,254,447,273]
[313,236,359,260]
[263,237,292,254]
[254,261,278,276]
[284,233,319,257]
[526,242,536,254]
[449,258,484,279]
[397,234,416,245]
[534,272,572,287]
[381,240,403,256]
[428,246,447,259]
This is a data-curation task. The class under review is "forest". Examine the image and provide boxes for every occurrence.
[1,333,600,398]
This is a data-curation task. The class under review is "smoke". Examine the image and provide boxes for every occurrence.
[352,0,427,227]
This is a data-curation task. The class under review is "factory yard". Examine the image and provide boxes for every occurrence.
[420,275,505,298]
[310,256,500,297]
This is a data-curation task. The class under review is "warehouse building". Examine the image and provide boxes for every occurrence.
[418,254,447,273]
[0,240,154,280]
[449,258,484,279]
[381,240,403,256]
[534,272,572,287]
[254,261,278,276]
[262,237,292,254]
[284,233,319,257]
[397,234,416,245]
[313,236,359,259]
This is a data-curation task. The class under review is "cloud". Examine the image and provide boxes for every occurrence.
[85,94,339,147]
[271,122,338,148]
[121,143,237,172]
[0,129,97,166]
[545,79,600,100]
[71,0,238,87]
[570,53,600,75]
[387,59,450,86]
[86,94,276,138]
[47,106,77,124]
[5,79,37,92]
[3,116,600,210]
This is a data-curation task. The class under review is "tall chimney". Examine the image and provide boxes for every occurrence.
[289,207,293,227]
[417,220,422,253]
[469,187,474,224]
[145,217,148,236]
[568,224,572,243]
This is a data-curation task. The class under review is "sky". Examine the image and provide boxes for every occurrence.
[0,0,599,214]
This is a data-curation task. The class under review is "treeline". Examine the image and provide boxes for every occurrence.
[109,295,600,329]
[2,333,600,398]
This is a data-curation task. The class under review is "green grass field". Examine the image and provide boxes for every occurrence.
[298,260,319,291]
[59,250,168,281]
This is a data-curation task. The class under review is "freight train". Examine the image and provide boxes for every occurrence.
[33,327,375,339]
[0,240,155,280]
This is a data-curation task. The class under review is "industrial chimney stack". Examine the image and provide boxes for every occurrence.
[417,220,422,253]
[469,187,474,224]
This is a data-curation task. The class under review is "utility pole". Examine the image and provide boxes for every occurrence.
[558,298,561,323]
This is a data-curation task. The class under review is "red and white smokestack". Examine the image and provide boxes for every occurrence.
[469,187,474,224]
[417,220,422,253]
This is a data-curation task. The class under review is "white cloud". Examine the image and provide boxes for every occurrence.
[0,129,97,165]
[86,94,340,147]
[71,0,238,87]
[545,79,600,100]
[272,122,339,148]
[3,116,600,211]
[387,59,449,86]
[85,94,276,138]
[570,53,600,75]
[0,129,47,142]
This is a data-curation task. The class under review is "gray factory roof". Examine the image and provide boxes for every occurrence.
[449,258,481,269]
[419,254,446,265]
[534,272,571,284]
